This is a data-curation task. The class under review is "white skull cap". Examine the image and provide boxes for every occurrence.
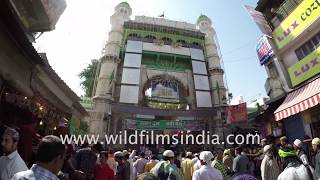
[293,139,302,148]
[163,150,174,157]
[312,138,320,145]
[199,151,213,164]
[186,152,193,157]
[114,151,124,157]
[263,145,272,153]
[123,150,129,156]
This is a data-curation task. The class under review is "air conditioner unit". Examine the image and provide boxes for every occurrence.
[10,0,66,32]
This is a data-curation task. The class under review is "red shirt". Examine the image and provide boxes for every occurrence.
[18,124,40,163]
[95,164,115,180]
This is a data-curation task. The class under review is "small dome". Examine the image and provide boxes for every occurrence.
[115,1,132,16]
[197,14,212,25]
[118,2,130,8]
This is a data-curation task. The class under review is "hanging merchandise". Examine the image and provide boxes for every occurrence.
[1,88,69,132]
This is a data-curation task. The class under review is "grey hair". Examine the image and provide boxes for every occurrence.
[3,128,20,142]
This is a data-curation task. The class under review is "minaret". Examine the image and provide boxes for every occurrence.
[91,2,132,135]
[197,15,226,106]
[197,15,226,148]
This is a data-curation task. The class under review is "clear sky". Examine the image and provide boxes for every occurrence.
[34,0,267,103]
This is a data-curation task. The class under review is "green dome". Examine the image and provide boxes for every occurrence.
[118,2,130,8]
[115,1,132,15]
[197,14,212,25]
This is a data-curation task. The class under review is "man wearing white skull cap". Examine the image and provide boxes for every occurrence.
[150,150,181,180]
[293,139,309,165]
[260,145,280,180]
[192,151,223,180]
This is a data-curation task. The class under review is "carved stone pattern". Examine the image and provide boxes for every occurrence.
[101,55,121,64]
[89,111,104,120]
[105,41,122,48]
[208,67,224,74]
[206,54,220,59]
[205,41,217,48]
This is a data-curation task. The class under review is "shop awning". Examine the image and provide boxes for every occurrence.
[275,77,320,121]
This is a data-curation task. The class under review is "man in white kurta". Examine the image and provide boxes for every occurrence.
[126,150,136,180]
[0,128,28,180]
[260,145,280,180]
[192,151,223,180]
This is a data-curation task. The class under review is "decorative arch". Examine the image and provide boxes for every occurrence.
[142,74,188,110]
[176,39,188,48]
[144,35,156,43]
[191,42,203,49]
[161,37,173,45]
[128,33,141,41]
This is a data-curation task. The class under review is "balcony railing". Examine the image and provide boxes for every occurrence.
[273,0,302,22]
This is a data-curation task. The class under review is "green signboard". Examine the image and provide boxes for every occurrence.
[125,119,204,131]
[136,120,184,130]
[288,46,320,87]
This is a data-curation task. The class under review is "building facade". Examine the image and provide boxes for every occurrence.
[89,2,227,148]
[0,0,87,136]
[254,0,320,142]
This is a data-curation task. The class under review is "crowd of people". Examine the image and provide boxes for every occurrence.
[1,126,320,180]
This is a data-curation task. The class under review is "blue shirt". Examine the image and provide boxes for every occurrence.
[0,150,28,179]
[12,164,59,180]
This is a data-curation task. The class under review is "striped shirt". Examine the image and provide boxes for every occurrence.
[212,160,231,180]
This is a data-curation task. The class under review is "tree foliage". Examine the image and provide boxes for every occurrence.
[79,59,99,97]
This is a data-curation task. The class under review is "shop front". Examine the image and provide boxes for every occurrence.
[274,76,320,140]
[303,104,320,138]
[0,4,87,167]
[256,96,285,139]
[0,80,70,133]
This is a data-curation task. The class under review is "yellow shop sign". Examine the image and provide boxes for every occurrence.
[288,46,320,86]
[272,0,320,49]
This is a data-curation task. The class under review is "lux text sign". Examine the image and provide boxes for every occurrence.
[288,46,320,86]
[272,0,320,49]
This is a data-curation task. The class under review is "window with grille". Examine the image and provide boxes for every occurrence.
[295,32,320,60]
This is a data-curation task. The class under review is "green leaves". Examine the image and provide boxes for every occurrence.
[79,59,99,97]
